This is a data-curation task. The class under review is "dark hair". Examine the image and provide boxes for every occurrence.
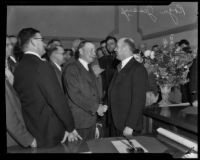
[124,38,136,53]
[13,42,24,62]
[8,35,17,38]
[47,38,62,50]
[17,28,40,51]
[178,39,190,47]
[64,48,74,56]
[47,46,60,59]
[152,44,159,50]
[100,40,106,45]
[96,47,104,57]
[133,49,141,55]
[105,36,117,44]
[75,40,90,59]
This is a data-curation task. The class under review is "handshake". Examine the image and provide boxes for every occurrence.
[97,104,108,116]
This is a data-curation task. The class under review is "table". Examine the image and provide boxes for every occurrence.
[143,104,197,141]
[7,135,186,157]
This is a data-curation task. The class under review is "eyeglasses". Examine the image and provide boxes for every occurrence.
[33,37,44,41]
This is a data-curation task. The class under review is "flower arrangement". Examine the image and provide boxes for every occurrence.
[143,41,195,88]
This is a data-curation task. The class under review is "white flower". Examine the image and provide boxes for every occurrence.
[144,50,152,57]
[175,46,181,52]
[150,51,155,59]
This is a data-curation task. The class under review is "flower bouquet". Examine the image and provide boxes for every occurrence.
[143,40,195,108]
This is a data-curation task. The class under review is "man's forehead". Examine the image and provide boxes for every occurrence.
[35,33,42,38]
[107,39,116,44]
[118,39,124,45]
[10,37,17,41]
[57,46,64,51]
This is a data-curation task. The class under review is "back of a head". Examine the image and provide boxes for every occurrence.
[100,40,106,46]
[72,38,85,52]
[123,38,135,53]
[47,39,62,49]
[47,46,59,61]
[17,28,40,52]
[75,40,89,59]
[178,39,190,47]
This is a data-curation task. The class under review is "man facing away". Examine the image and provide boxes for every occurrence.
[62,40,107,141]
[108,37,148,137]
[13,28,81,148]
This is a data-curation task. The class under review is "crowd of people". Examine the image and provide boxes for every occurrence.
[6,27,197,149]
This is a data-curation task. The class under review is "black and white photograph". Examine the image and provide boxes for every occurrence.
[3,1,198,158]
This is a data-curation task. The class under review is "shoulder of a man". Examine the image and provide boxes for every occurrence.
[63,60,79,74]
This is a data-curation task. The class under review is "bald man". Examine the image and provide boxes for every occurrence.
[108,37,148,137]
[62,41,108,141]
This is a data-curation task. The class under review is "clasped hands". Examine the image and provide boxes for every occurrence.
[97,104,108,116]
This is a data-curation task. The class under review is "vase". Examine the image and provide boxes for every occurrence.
[159,84,172,117]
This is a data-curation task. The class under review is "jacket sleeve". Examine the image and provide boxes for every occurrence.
[6,81,34,147]
[37,62,75,132]
[62,65,99,115]
[125,65,148,130]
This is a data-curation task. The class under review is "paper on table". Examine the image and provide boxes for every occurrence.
[157,127,198,152]
[159,102,190,107]
[81,151,92,153]
[111,139,148,153]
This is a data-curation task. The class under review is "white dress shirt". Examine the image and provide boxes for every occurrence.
[9,56,17,63]
[25,51,45,61]
[121,55,134,69]
[53,61,62,71]
[78,58,89,71]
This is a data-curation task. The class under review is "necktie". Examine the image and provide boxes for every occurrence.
[117,62,122,72]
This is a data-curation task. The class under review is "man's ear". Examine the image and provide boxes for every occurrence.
[30,39,36,48]
[79,48,83,56]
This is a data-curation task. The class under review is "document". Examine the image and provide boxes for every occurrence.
[111,139,148,153]
[159,102,190,107]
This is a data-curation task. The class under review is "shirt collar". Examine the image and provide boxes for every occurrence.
[53,61,62,71]
[9,56,17,63]
[121,55,133,69]
[25,51,46,61]
[78,58,89,71]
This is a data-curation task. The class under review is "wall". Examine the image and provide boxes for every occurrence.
[7,3,198,49]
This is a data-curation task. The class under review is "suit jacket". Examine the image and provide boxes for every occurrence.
[49,61,63,91]
[108,57,148,132]
[188,57,197,102]
[13,54,75,148]
[62,60,101,129]
[180,57,197,103]
[6,78,34,147]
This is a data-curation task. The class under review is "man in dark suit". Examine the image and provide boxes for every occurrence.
[47,45,65,91]
[13,28,81,148]
[108,37,148,137]
[62,40,108,141]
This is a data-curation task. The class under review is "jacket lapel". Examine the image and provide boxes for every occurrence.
[113,57,136,85]
[77,61,94,85]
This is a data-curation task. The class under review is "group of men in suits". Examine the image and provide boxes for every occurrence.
[6,27,149,149]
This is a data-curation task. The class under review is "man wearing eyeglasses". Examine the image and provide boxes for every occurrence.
[13,28,81,148]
